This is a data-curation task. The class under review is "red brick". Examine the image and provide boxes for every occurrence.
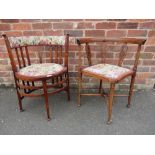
[137,67,150,72]
[32,23,52,29]
[43,30,63,36]
[13,23,31,30]
[63,19,84,22]
[150,67,155,72]
[0,60,8,65]
[64,30,83,37]
[5,31,22,37]
[0,24,11,31]
[140,22,155,29]
[0,46,6,52]
[144,46,155,53]
[0,71,11,77]
[0,19,19,23]
[20,19,41,22]
[143,60,155,65]
[107,19,127,21]
[42,19,62,22]
[128,19,155,22]
[137,72,154,79]
[53,23,73,29]
[140,53,154,59]
[123,60,135,65]
[85,19,106,21]
[76,23,94,29]
[96,22,116,29]
[145,38,155,45]
[0,53,8,58]
[85,30,105,37]
[69,45,79,51]
[106,30,126,38]
[0,39,5,45]
[148,30,155,37]
[23,31,43,36]
[117,22,138,29]
[127,30,147,37]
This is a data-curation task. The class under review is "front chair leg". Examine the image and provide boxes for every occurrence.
[107,83,115,124]
[16,89,24,112]
[42,80,51,121]
[127,74,136,108]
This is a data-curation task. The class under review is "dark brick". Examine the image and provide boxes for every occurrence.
[64,30,83,37]
[118,22,138,29]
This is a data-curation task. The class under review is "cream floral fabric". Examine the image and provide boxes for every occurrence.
[83,64,132,80]
[18,63,65,77]
[9,36,65,47]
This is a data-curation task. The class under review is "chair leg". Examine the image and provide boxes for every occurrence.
[16,89,24,112]
[107,83,115,125]
[127,74,136,108]
[42,80,51,121]
[66,72,70,101]
[77,73,82,107]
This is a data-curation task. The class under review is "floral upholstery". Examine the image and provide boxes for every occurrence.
[18,63,66,77]
[83,64,133,82]
[9,36,65,48]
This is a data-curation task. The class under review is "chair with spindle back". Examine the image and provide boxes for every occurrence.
[77,37,146,124]
[2,34,70,120]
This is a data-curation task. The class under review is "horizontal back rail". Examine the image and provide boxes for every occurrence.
[77,38,146,45]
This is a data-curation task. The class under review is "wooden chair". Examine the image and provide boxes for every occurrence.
[2,34,70,120]
[77,38,146,124]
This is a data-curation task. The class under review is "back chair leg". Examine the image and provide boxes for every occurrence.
[127,74,136,108]
[77,73,82,107]
[107,83,115,124]
[67,72,70,101]
[42,80,51,121]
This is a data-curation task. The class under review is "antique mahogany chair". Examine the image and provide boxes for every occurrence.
[2,34,70,120]
[77,37,146,124]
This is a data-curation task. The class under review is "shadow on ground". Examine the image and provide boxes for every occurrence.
[0,88,155,135]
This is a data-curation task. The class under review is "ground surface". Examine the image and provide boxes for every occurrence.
[0,88,155,135]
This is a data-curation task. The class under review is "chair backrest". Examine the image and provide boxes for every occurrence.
[2,34,69,73]
[77,38,146,73]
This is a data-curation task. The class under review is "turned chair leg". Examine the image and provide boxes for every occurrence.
[127,74,136,108]
[42,80,51,121]
[77,73,82,107]
[16,89,24,112]
[107,83,115,124]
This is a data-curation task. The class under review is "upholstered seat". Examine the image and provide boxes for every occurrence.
[16,63,66,79]
[82,64,133,82]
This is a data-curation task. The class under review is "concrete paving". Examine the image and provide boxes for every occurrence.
[0,88,155,135]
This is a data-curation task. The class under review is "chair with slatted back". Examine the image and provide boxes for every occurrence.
[2,34,70,120]
[77,37,146,124]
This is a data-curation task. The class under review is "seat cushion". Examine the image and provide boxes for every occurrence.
[82,64,133,82]
[17,63,66,78]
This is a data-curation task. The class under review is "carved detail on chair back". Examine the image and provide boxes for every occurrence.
[118,43,128,67]
[85,43,92,66]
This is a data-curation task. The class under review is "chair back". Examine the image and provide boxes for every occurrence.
[2,34,69,74]
[77,38,146,73]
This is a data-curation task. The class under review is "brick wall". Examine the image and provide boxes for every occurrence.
[0,19,155,90]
